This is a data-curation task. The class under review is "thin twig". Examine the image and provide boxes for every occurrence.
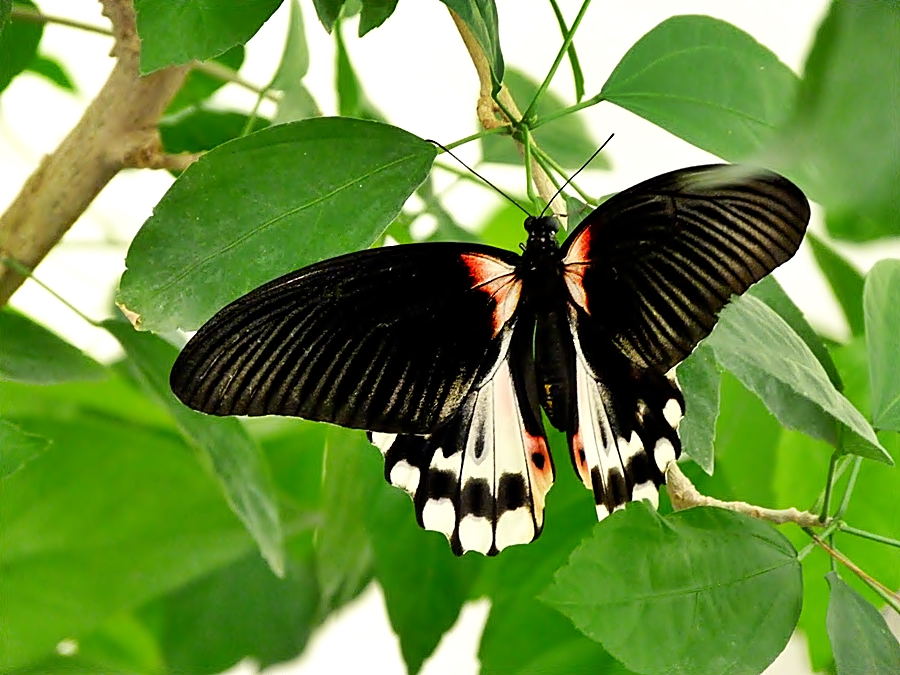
[193,60,281,102]
[666,462,827,527]
[10,5,113,36]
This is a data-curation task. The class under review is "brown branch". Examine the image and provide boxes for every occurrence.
[447,10,565,219]
[666,462,826,528]
[810,534,900,609]
[0,0,189,306]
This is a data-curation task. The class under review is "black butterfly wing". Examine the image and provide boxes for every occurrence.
[369,314,554,556]
[558,164,809,516]
[561,164,811,372]
[170,243,524,435]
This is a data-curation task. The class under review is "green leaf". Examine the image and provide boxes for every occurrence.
[439,0,504,91]
[104,320,284,576]
[0,418,49,479]
[0,416,252,671]
[705,294,889,463]
[601,15,798,160]
[542,504,803,675]
[368,486,482,675]
[273,82,321,124]
[117,118,436,333]
[134,0,282,73]
[25,53,77,92]
[748,275,843,391]
[826,208,900,243]
[359,0,399,36]
[676,343,719,474]
[770,1,900,233]
[166,45,244,114]
[159,107,270,157]
[143,544,319,674]
[0,0,10,34]
[270,0,310,88]
[312,0,345,32]
[316,429,377,611]
[826,572,900,675]
[863,260,900,431]
[0,0,41,93]
[482,68,606,170]
[808,233,866,337]
[0,309,107,384]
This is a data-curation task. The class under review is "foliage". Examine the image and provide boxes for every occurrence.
[2,1,899,675]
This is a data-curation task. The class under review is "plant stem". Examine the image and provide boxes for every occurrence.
[839,524,900,549]
[530,91,606,130]
[11,4,112,36]
[432,161,495,188]
[520,0,593,123]
[241,88,268,137]
[531,145,596,205]
[523,129,538,208]
[443,126,508,151]
[0,255,100,327]
[194,60,281,102]
[820,450,841,523]
[547,0,585,102]
[834,456,863,519]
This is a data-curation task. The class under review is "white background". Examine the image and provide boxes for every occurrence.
[3,1,898,674]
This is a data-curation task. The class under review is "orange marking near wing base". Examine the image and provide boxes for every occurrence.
[460,253,522,336]
[570,430,591,489]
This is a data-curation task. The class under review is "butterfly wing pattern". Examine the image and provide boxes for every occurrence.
[170,164,810,556]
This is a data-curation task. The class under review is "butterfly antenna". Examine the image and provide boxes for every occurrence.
[539,133,615,217]
[426,140,533,218]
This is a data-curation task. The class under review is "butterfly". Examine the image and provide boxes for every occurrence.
[170,164,810,556]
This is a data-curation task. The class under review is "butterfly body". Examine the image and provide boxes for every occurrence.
[171,164,810,556]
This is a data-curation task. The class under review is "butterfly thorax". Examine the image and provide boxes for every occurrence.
[519,216,564,298]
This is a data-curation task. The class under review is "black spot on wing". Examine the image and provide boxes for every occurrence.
[497,473,527,514]
[460,479,492,518]
[426,469,456,501]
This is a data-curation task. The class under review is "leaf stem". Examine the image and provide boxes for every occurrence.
[520,0,593,123]
[547,0,585,102]
[443,126,509,151]
[530,91,606,130]
[523,129,538,208]
[10,4,112,36]
[820,450,841,523]
[839,524,900,549]
[531,145,597,205]
[0,254,100,327]
[833,456,863,519]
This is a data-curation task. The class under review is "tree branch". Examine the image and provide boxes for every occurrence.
[0,0,189,306]
[666,462,826,528]
[447,10,565,219]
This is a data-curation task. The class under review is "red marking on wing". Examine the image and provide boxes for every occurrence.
[460,253,522,336]
[570,429,591,489]
[563,229,591,314]
[525,432,553,526]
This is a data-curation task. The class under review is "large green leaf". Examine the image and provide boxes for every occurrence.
[482,68,606,170]
[25,53,77,92]
[0,418,49,479]
[105,320,284,576]
[601,15,798,160]
[134,0,282,73]
[705,294,888,463]
[807,233,865,337]
[770,0,900,238]
[270,0,310,89]
[0,0,10,34]
[0,309,107,384]
[0,416,252,671]
[159,108,270,158]
[542,504,802,675]
[826,572,900,675]
[368,486,482,675]
[141,542,319,674]
[311,0,345,32]
[359,0,399,36]
[117,118,436,333]
[335,21,383,120]
[748,275,843,391]
[676,343,719,475]
[0,0,41,93]
[863,260,900,431]
[439,0,504,91]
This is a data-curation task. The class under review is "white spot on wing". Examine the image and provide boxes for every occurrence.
[618,431,644,462]
[495,508,534,551]
[654,438,676,473]
[632,480,659,509]
[370,432,396,455]
[422,498,456,537]
[595,503,610,521]
[389,460,420,494]
[663,399,683,429]
[458,515,493,554]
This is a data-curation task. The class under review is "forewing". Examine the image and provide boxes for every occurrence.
[562,164,810,371]
[170,243,523,434]
[370,318,555,556]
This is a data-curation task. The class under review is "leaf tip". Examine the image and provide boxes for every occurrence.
[116,302,143,330]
